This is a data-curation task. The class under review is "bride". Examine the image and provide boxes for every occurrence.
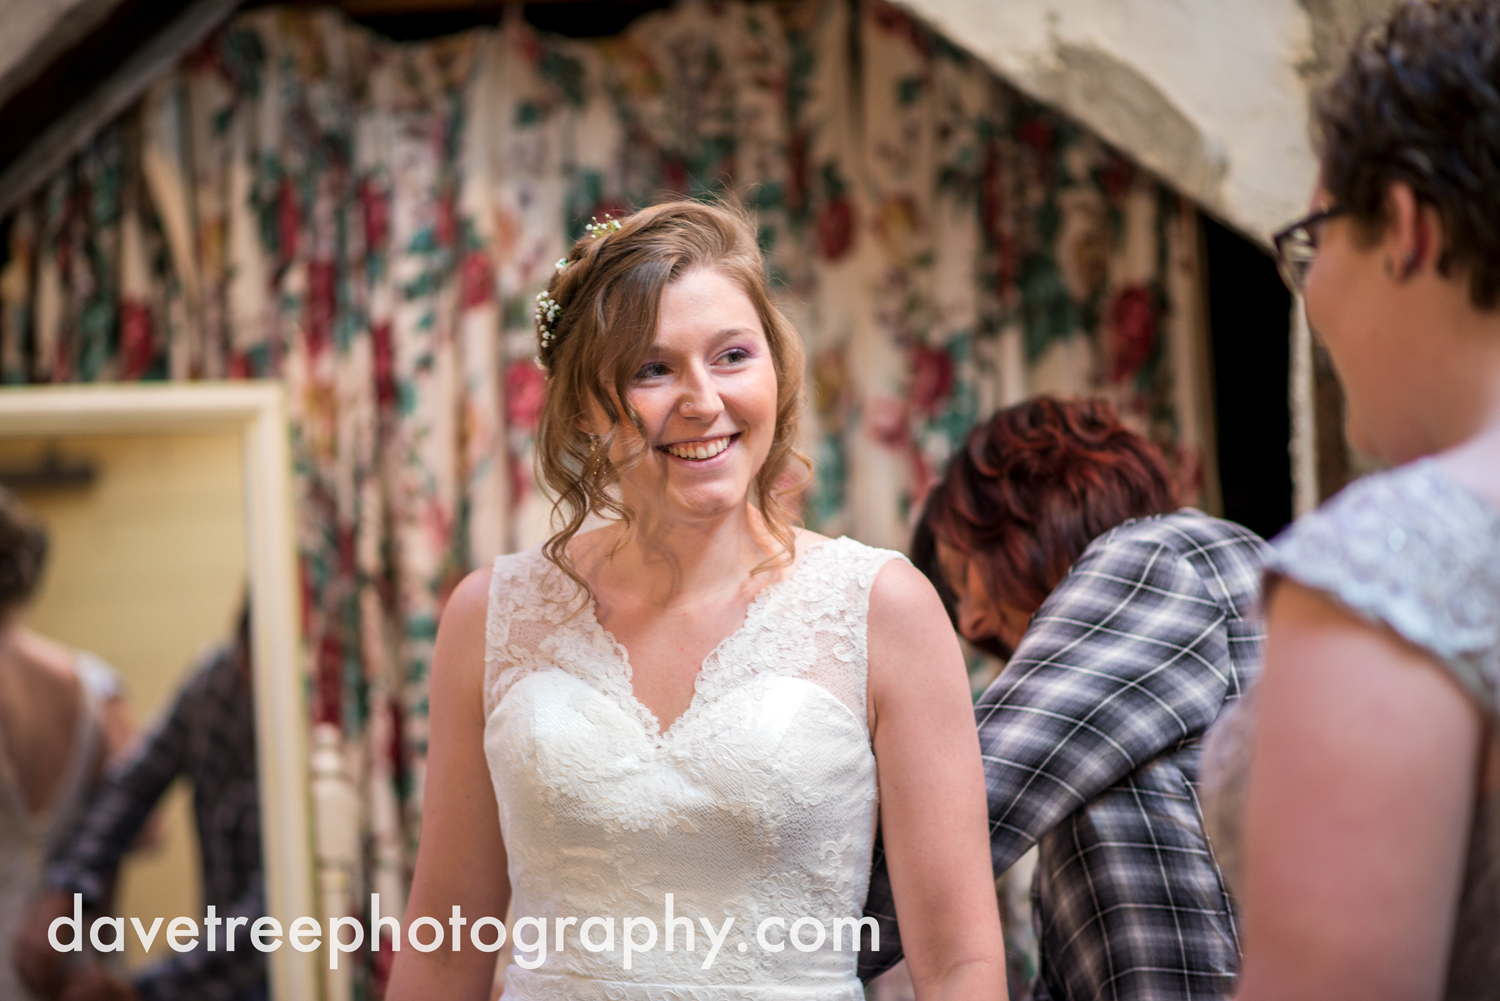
[386,201,1004,1001]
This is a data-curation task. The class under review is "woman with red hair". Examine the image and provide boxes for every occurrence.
[861,396,1268,1001]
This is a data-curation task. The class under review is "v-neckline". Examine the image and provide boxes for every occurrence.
[581,536,836,743]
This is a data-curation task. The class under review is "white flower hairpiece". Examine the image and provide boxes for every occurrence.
[534,290,561,351]
[584,215,622,238]
[536,216,623,369]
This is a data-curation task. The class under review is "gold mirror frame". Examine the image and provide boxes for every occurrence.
[0,381,317,1001]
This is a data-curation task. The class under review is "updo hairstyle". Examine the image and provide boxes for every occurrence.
[534,200,810,595]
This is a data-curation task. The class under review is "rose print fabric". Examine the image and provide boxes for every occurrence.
[0,1,1213,991]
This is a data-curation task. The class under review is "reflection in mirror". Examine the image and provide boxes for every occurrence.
[0,431,256,991]
[0,382,316,1001]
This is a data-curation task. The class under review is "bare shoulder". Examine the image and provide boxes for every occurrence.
[443,564,495,637]
[15,628,79,680]
[8,628,84,700]
[431,565,496,714]
[869,556,945,623]
[865,556,969,737]
[867,558,963,684]
[795,527,835,555]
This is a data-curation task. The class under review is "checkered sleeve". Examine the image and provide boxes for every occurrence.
[45,672,195,907]
[979,534,1235,874]
[133,884,268,1001]
[862,516,1264,991]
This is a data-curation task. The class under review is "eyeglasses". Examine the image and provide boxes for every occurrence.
[1271,204,1345,295]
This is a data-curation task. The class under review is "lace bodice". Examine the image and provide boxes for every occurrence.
[483,537,905,1001]
[1201,458,1500,1000]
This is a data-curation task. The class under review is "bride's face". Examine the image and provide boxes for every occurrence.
[611,266,779,524]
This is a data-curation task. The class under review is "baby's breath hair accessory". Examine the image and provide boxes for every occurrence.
[534,289,562,354]
[556,257,570,271]
[584,215,623,238]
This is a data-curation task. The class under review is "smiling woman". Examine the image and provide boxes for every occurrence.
[385,201,1007,1001]
[532,201,810,598]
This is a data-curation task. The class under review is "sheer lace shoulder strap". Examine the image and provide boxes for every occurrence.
[484,548,581,718]
[1269,459,1500,713]
[789,537,910,733]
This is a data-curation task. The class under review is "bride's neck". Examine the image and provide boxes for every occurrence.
[589,503,783,610]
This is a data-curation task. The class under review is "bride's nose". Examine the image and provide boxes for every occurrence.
[677,366,724,421]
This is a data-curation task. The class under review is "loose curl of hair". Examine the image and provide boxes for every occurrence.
[0,485,48,618]
[1313,0,1500,308]
[535,200,811,600]
[924,396,1178,621]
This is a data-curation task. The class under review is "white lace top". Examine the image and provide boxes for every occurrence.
[482,536,905,1001]
[1201,458,1500,1000]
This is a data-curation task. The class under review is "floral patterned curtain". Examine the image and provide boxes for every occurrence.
[0,1,1215,993]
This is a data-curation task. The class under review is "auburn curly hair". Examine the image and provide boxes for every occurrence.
[923,397,1178,623]
[534,200,811,598]
[1314,0,1500,308]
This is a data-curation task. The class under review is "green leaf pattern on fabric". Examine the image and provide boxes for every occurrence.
[0,2,1215,990]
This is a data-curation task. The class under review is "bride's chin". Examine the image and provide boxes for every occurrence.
[665,487,749,521]
[627,481,752,525]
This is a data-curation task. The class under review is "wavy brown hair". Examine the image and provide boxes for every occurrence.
[535,200,811,599]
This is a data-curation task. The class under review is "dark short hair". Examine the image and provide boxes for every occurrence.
[1314,0,1500,308]
[923,397,1178,627]
[0,485,48,615]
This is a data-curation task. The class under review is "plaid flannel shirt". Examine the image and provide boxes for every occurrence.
[861,510,1268,1001]
[48,644,266,1001]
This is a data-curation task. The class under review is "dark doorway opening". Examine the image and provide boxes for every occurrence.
[1203,213,1294,542]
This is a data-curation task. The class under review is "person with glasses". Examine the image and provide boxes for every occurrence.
[1200,3,1500,1000]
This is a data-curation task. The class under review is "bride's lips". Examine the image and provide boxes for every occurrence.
[658,432,741,466]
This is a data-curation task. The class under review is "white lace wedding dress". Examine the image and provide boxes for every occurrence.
[483,537,904,1001]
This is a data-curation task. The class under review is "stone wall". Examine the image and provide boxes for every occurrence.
[895,0,1401,243]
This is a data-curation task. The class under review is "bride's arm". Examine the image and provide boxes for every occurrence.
[867,560,1006,1001]
[386,567,512,1000]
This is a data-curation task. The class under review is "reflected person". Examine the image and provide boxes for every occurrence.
[17,603,264,1001]
[1,486,137,1001]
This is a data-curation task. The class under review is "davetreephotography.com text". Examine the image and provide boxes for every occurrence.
[48,893,880,970]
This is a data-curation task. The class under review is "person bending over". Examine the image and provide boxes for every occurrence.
[862,396,1268,1001]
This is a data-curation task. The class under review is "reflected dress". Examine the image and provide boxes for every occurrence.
[0,651,118,1001]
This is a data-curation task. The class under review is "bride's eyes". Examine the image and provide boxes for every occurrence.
[634,348,752,380]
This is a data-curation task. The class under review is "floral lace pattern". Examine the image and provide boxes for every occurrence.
[1201,459,1500,1000]
[483,538,904,999]
[1269,458,1500,708]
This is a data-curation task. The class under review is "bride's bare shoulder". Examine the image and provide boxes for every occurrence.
[434,566,493,675]
[793,528,835,557]
[448,564,495,611]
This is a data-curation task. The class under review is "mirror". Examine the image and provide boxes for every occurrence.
[0,382,315,1001]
